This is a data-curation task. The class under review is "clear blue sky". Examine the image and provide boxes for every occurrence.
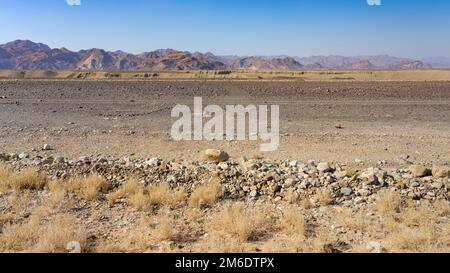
[1,0,449,58]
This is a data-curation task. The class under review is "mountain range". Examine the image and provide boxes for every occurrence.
[0,40,446,71]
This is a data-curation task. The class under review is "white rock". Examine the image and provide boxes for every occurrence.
[66,241,81,253]
[366,241,382,253]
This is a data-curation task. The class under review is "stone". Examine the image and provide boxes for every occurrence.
[366,241,382,253]
[340,187,353,196]
[409,165,431,177]
[18,152,29,159]
[42,144,52,151]
[205,149,229,162]
[431,182,444,189]
[145,157,161,167]
[66,241,81,253]
[317,162,332,173]
[432,166,450,178]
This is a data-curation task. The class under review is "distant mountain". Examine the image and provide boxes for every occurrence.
[230,57,303,70]
[297,55,431,70]
[0,40,441,71]
[422,57,450,68]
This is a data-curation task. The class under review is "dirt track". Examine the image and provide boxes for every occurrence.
[0,80,449,165]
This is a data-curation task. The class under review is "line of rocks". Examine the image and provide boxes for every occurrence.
[1,150,449,205]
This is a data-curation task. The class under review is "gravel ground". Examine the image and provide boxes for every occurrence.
[0,80,449,165]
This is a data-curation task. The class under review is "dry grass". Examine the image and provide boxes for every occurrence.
[66,174,108,201]
[189,180,223,208]
[300,197,312,209]
[279,207,306,237]
[318,189,334,206]
[147,183,187,208]
[32,214,87,253]
[107,179,140,204]
[128,190,150,211]
[0,166,47,191]
[0,165,14,191]
[125,183,187,211]
[0,210,86,253]
[335,208,373,232]
[376,190,402,217]
[153,212,177,242]
[206,202,273,242]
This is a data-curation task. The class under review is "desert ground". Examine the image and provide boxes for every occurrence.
[0,76,449,253]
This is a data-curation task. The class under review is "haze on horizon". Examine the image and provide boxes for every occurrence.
[0,0,449,59]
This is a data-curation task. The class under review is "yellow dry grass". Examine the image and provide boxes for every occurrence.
[66,174,108,201]
[0,166,47,191]
[206,202,273,242]
[189,180,223,208]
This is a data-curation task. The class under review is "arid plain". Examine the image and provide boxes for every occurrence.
[0,73,449,253]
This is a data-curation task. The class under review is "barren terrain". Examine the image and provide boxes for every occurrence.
[0,79,449,253]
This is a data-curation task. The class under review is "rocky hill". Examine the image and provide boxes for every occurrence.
[0,40,437,71]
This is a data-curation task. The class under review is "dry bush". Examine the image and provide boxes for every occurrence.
[0,167,47,191]
[279,210,305,236]
[8,191,31,213]
[67,174,108,201]
[107,179,140,204]
[0,211,86,253]
[433,200,450,217]
[189,180,223,208]
[301,227,337,253]
[300,197,312,209]
[318,189,334,206]
[154,212,177,242]
[284,188,299,204]
[387,222,443,252]
[32,214,87,253]
[376,190,402,217]
[95,217,154,253]
[206,202,272,242]
[129,190,150,211]
[0,213,16,226]
[335,208,373,232]
[0,214,41,251]
[147,183,187,208]
[115,182,187,211]
[0,165,14,191]
[200,233,248,253]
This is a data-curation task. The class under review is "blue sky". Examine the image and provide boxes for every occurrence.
[0,0,449,58]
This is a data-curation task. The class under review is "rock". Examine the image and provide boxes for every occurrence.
[145,157,161,167]
[205,149,229,162]
[66,241,81,253]
[283,177,297,188]
[218,162,229,170]
[366,241,382,253]
[431,182,444,189]
[340,187,353,196]
[317,162,332,173]
[432,166,450,178]
[42,144,52,151]
[409,165,431,177]
[18,152,29,159]
[250,190,258,197]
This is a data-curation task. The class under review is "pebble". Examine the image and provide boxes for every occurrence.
[42,144,52,151]
[317,162,332,173]
[340,187,353,196]
[366,241,382,253]
[432,166,450,178]
[409,165,431,178]
[205,149,229,162]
